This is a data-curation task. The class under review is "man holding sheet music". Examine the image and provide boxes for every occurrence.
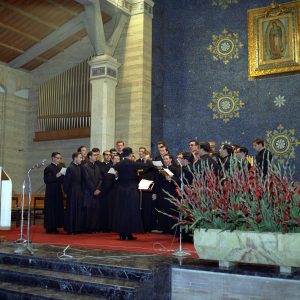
[43,152,65,234]
[156,154,180,233]
[137,150,157,232]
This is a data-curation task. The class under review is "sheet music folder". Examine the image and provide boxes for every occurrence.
[138,179,154,191]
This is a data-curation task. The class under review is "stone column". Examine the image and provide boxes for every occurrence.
[88,55,121,150]
[114,0,154,152]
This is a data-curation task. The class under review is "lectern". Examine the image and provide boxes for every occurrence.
[0,167,12,229]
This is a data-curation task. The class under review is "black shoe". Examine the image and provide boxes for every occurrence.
[46,229,59,234]
[127,234,137,240]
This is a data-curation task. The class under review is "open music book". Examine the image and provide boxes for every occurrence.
[138,179,155,191]
[152,160,163,167]
[107,168,117,175]
[60,167,67,175]
[160,168,174,177]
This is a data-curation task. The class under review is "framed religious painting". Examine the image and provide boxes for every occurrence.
[248,1,300,78]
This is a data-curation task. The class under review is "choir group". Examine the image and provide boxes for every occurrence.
[43,138,272,240]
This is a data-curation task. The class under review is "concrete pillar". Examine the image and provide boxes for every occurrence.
[88,55,121,150]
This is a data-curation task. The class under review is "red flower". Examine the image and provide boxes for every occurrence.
[232,204,239,212]
[242,208,248,216]
[279,196,286,203]
[283,214,289,222]
[255,191,261,199]
[255,216,262,223]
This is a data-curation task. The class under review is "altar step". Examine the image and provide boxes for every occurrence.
[0,281,105,300]
[0,249,167,300]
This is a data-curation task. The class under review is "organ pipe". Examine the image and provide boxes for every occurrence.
[37,59,91,132]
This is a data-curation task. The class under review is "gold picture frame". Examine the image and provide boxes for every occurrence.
[248,1,300,78]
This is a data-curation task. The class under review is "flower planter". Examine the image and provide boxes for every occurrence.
[194,228,300,274]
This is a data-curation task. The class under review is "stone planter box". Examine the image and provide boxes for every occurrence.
[194,228,300,274]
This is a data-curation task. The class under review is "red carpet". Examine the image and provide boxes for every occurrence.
[1,225,198,258]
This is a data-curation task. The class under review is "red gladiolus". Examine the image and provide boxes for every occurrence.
[279,196,286,203]
[232,204,239,212]
[242,208,248,216]
[255,191,261,199]
[255,216,262,223]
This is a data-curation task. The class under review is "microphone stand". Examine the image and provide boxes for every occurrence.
[173,159,190,257]
[14,160,45,254]
[14,180,26,244]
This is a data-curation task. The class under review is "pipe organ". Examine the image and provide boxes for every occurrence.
[37,60,91,132]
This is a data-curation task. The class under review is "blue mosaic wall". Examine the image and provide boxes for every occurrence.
[151,0,300,175]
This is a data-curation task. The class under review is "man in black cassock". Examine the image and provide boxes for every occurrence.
[253,138,273,176]
[112,147,149,240]
[194,142,220,176]
[157,154,180,234]
[219,144,233,174]
[137,148,158,232]
[102,154,120,231]
[63,152,84,234]
[43,152,64,233]
[82,150,103,233]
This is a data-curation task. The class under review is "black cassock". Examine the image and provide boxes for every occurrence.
[157,164,180,233]
[136,159,158,232]
[97,161,112,231]
[63,162,83,234]
[112,158,145,234]
[82,162,103,232]
[43,163,64,233]
[102,170,118,231]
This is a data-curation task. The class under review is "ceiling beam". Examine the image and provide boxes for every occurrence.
[9,12,85,68]
[0,0,84,41]
[76,0,129,56]
[48,0,80,17]
[106,13,129,56]
[0,42,25,54]
[77,0,108,55]
[0,21,39,42]
[0,0,58,30]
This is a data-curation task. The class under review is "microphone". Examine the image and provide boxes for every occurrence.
[31,159,47,169]
[177,158,183,167]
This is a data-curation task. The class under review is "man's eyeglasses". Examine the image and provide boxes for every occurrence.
[55,156,62,159]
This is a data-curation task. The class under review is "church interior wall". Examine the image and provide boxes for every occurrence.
[152,0,300,175]
[0,64,32,194]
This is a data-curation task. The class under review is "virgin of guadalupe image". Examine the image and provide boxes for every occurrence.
[265,20,287,60]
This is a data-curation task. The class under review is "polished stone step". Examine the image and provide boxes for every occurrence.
[0,251,153,282]
[0,281,107,300]
[0,242,172,300]
[0,263,144,299]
